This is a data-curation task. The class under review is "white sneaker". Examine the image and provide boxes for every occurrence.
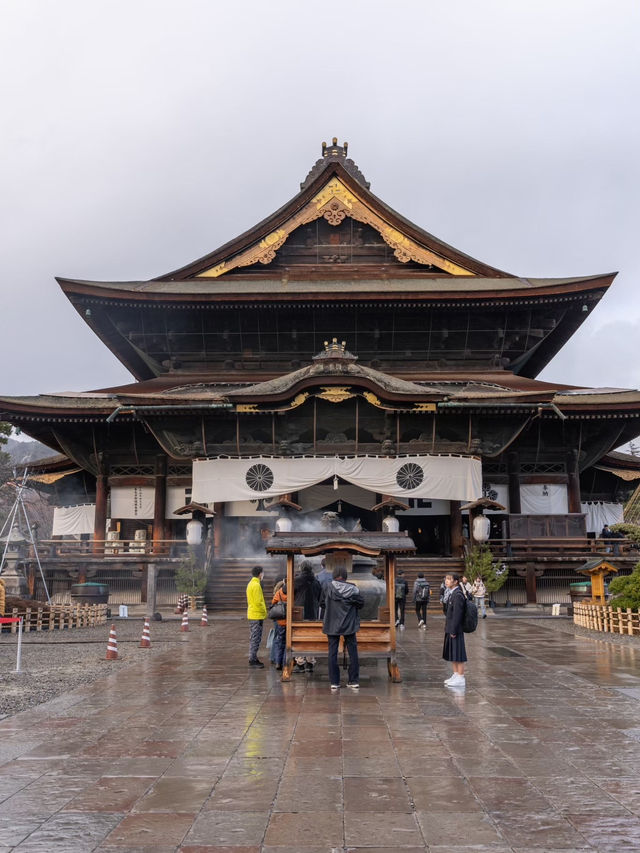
[444,674,456,684]
[418,619,424,627]
[446,674,466,687]
[395,619,400,626]
[399,624,405,631]
[330,684,340,692]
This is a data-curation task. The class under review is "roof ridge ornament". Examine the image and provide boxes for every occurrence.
[301,139,370,190]
[312,338,358,372]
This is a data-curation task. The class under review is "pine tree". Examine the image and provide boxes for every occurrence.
[464,544,509,594]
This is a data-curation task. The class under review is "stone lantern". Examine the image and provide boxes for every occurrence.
[0,525,28,598]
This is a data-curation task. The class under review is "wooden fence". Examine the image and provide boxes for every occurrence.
[1,604,108,633]
[573,602,640,636]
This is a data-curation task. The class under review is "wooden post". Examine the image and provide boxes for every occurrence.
[387,554,401,682]
[524,563,537,605]
[449,500,463,557]
[93,472,108,555]
[282,553,295,681]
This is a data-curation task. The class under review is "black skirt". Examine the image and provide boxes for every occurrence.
[442,632,467,663]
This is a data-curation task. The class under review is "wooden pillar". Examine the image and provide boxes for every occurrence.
[507,452,521,514]
[152,455,167,555]
[449,500,463,557]
[525,562,537,605]
[146,563,157,616]
[93,473,108,555]
[566,450,581,514]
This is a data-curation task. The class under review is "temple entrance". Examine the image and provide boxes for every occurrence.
[399,515,451,556]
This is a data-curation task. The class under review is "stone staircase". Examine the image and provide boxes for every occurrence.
[206,555,464,611]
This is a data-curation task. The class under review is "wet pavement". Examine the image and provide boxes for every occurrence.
[1,613,640,851]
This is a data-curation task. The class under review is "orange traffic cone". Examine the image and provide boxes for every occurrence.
[140,617,151,648]
[201,606,208,627]
[106,624,118,660]
[181,610,189,632]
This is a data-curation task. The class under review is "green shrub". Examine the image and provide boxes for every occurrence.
[174,551,207,596]
[608,561,640,610]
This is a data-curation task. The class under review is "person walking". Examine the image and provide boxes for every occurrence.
[413,573,430,629]
[471,576,487,618]
[321,565,364,691]
[394,569,409,629]
[442,573,467,688]
[271,580,287,671]
[246,565,267,668]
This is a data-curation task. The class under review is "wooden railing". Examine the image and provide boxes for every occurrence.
[573,602,640,636]
[27,540,190,559]
[486,537,638,560]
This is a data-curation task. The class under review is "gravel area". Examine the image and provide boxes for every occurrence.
[0,616,209,719]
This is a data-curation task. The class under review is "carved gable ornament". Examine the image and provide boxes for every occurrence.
[197,177,474,278]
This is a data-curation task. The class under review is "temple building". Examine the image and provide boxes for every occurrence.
[2,140,640,607]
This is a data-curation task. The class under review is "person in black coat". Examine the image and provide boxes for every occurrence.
[293,560,323,672]
[442,573,467,688]
[320,566,364,691]
[294,560,322,619]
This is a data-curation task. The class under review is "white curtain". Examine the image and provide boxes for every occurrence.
[52,504,96,536]
[297,484,378,512]
[520,483,568,514]
[581,501,624,534]
[166,486,192,519]
[192,455,481,503]
[110,486,155,520]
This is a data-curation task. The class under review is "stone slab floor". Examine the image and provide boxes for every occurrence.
[1,615,640,852]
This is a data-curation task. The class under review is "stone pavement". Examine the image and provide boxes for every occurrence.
[1,614,640,852]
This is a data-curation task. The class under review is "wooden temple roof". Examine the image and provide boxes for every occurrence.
[58,273,614,303]
[3,366,640,420]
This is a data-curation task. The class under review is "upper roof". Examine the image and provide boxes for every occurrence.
[156,138,508,281]
[52,141,617,383]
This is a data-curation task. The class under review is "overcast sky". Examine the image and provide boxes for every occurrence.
[1,1,639,410]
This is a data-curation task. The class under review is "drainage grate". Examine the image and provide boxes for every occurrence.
[489,646,524,658]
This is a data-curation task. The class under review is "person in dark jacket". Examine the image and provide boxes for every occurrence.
[394,570,409,629]
[321,566,364,691]
[293,560,322,672]
[442,573,467,688]
[294,560,322,619]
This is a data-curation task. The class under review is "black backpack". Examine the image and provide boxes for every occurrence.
[415,581,430,602]
[394,580,406,600]
[462,597,478,633]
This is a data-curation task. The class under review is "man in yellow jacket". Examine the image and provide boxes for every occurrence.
[246,565,267,667]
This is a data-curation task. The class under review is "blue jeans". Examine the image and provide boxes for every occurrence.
[327,633,359,686]
[273,623,286,667]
